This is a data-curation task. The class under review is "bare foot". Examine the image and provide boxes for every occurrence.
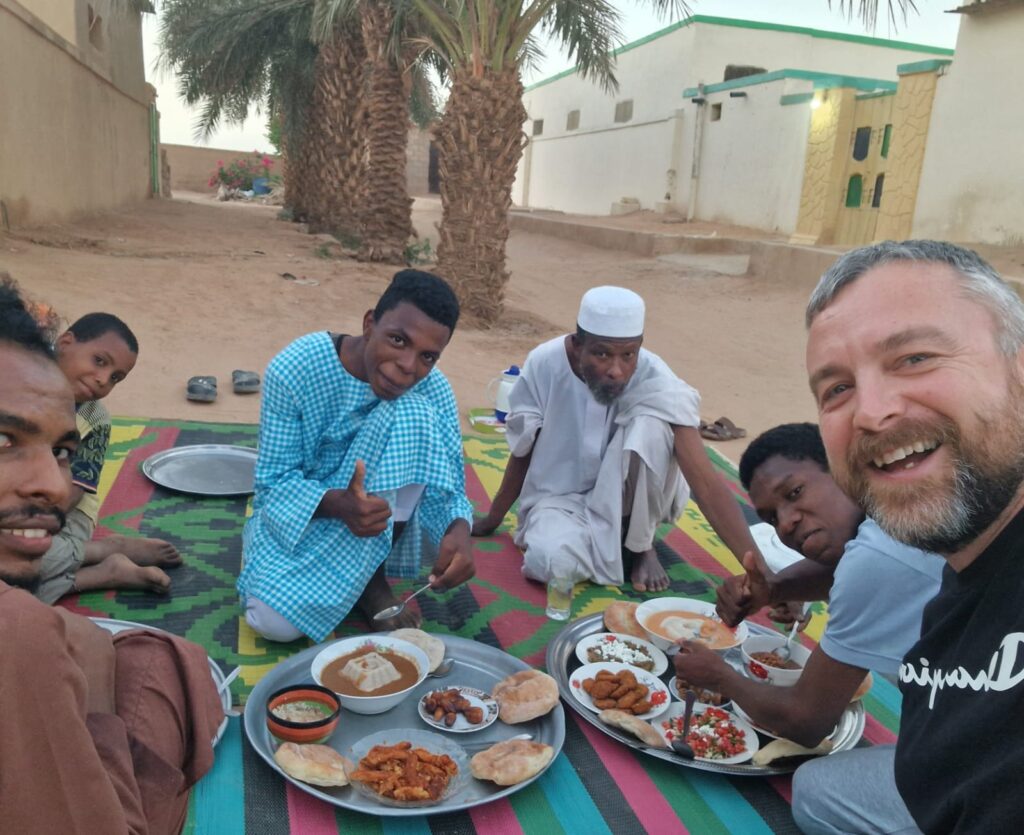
[627,548,670,593]
[84,535,182,568]
[356,565,421,630]
[74,552,172,594]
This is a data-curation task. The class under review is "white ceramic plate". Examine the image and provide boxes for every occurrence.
[417,686,499,733]
[574,633,668,677]
[653,703,759,765]
[344,728,470,808]
[568,661,671,721]
[635,597,748,651]
[668,676,732,710]
[731,702,839,743]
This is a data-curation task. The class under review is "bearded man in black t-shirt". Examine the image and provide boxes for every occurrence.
[801,240,1024,834]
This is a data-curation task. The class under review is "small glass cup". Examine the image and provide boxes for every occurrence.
[546,575,574,621]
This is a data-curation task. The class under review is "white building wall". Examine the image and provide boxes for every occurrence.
[690,81,812,233]
[517,16,950,220]
[912,8,1024,244]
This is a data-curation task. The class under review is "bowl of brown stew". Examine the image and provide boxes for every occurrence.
[740,634,811,687]
[266,683,341,743]
[311,635,429,715]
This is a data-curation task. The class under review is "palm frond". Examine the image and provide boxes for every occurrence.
[829,0,919,30]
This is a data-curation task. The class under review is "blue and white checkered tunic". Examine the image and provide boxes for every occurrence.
[237,332,473,641]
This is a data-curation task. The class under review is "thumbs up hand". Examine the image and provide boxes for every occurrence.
[337,460,392,537]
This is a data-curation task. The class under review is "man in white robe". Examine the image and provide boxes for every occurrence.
[473,286,761,590]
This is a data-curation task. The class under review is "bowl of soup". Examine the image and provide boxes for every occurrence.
[635,597,747,652]
[266,683,341,744]
[311,635,429,715]
[740,634,811,687]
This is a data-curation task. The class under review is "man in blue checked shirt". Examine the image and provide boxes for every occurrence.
[238,270,475,642]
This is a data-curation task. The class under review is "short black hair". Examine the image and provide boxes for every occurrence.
[739,422,829,490]
[0,274,55,358]
[373,270,460,333]
[67,312,139,354]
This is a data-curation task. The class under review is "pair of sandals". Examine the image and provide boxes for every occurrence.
[187,370,260,403]
[699,416,747,441]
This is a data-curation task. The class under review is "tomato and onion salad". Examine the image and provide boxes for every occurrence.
[660,706,747,760]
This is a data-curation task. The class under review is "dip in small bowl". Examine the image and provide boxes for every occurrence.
[266,684,341,744]
[312,635,429,715]
[740,635,811,687]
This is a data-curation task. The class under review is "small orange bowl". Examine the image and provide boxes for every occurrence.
[266,684,341,744]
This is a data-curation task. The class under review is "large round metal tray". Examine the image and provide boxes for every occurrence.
[141,444,257,496]
[244,635,565,817]
[546,613,864,777]
[90,617,232,746]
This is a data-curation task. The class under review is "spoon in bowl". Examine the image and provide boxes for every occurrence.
[671,690,696,760]
[372,581,433,623]
[427,658,455,678]
[777,618,800,662]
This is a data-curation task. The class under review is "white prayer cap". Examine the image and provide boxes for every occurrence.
[577,286,645,338]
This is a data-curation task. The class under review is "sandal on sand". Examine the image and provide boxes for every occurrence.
[699,416,747,441]
[232,370,261,394]
[186,375,217,403]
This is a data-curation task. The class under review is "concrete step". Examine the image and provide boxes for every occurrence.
[656,252,751,276]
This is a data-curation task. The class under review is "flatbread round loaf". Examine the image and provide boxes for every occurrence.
[599,709,666,748]
[389,628,445,672]
[603,601,646,638]
[491,669,559,724]
[274,742,349,786]
[470,739,555,786]
[751,737,833,767]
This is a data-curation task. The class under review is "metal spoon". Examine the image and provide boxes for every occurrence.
[372,581,433,622]
[462,733,533,753]
[427,657,455,678]
[671,690,696,760]
[777,618,800,662]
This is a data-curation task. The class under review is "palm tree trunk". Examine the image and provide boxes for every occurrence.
[356,2,414,263]
[434,68,527,324]
[305,27,366,236]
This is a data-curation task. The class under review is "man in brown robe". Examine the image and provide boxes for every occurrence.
[0,279,223,834]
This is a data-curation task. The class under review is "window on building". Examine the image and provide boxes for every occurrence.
[881,124,893,158]
[872,173,885,208]
[532,119,544,137]
[87,5,105,51]
[852,127,871,161]
[846,174,863,208]
[566,110,580,131]
[614,100,633,123]
[710,103,722,122]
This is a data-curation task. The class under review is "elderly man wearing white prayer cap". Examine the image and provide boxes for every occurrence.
[473,286,762,591]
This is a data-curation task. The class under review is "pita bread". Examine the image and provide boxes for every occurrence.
[751,737,833,767]
[492,670,559,724]
[389,628,445,672]
[602,601,646,638]
[274,742,349,786]
[470,739,555,786]
[599,709,667,748]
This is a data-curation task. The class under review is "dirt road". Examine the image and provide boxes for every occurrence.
[0,193,826,458]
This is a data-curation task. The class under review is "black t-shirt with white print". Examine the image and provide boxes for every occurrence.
[895,507,1024,833]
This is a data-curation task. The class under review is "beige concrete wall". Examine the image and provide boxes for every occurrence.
[162,144,279,193]
[912,7,1024,243]
[406,126,431,196]
[0,0,152,227]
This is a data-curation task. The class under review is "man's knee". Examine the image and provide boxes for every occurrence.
[244,596,305,642]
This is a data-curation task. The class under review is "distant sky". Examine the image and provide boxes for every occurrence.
[146,0,961,153]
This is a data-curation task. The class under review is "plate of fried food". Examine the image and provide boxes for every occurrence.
[575,632,669,676]
[569,662,671,720]
[345,729,470,808]
[418,687,499,733]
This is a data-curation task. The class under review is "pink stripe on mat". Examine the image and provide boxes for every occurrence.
[862,714,897,746]
[768,775,793,804]
[577,716,689,834]
[469,797,524,834]
[285,784,338,835]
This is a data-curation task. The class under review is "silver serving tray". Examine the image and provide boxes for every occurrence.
[546,613,864,777]
[90,617,232,746]
[244,635,565,817]
[141,444,258,496]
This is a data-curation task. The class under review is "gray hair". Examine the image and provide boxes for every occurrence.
[806,240,1024,356]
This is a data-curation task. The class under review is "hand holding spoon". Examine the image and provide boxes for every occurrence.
[372,581,433,622]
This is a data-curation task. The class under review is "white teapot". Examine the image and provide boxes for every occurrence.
[487,365,520,423]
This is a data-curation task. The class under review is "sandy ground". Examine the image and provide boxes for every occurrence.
[0,192,840,461]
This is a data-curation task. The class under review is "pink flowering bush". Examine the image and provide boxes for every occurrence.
[208,152,274,190]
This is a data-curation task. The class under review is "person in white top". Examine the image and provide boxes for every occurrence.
[473,286,761,591]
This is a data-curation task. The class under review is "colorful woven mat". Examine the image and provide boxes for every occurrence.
[59,418,901,834]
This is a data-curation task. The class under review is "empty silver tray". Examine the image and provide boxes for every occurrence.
[141,444,258,496]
